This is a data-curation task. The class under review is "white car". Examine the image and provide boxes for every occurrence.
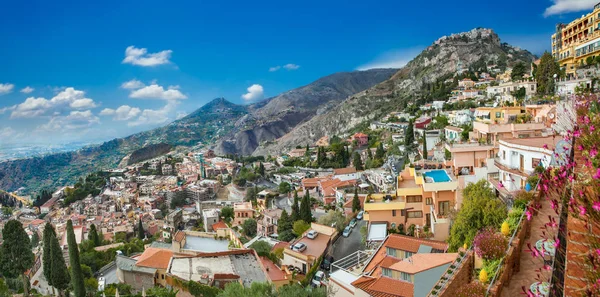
[343,226,352,237]
[292,242,307,252]
[357,211,364,220]
[307,230,318,239]
[312,271,325,287]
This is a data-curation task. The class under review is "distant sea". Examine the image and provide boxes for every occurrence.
[0,142,97,162]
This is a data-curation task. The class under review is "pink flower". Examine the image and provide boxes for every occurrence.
[526,209,532,221]
[591,125,596,132]
[543,144,548,149]
[591,148,599,158]
[573,130,581,138]
[580,206,587,216]
[596,249,600,257]
[498,181,504,188]
[594,168,600,180]
[594,202,600,212]
[553,238,560,248]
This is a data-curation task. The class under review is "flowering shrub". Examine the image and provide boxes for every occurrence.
[473,228,508,260]
[455,282,486,297]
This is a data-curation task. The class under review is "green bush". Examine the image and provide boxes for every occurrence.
[301,256,323,287]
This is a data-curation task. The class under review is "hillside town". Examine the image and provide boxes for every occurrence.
[3,3,600,297]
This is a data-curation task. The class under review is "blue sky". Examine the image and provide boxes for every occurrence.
[0,0,595,144]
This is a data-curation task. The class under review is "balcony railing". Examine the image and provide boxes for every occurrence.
[494,157,531,177]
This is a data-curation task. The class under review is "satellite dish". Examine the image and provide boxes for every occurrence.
[552,139,572,166]
[548,112,555,119]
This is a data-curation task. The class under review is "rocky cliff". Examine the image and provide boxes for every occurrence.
[253,28,536,156]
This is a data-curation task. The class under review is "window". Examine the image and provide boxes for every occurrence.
[503,150,506,160]
[401,272,411,282]
[406,195,422,203]
[386,247,397,257]
[392,210,396,217]
[426,197,433,205]
[382,268,393,277]
[439,201,450,216]
[495,112,501,118]
[407,211,423,218]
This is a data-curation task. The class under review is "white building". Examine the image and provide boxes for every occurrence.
[494,137,558,193]
[444,126,463,142]
[486,81,537,101]
[202,209,220,232]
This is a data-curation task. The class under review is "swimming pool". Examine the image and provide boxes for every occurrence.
[424,170,451,182]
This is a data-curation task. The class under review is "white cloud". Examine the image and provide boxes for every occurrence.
[356,48,422,70]
[0,83,14,95]
[20,86,34,94]
[544,0,597,17]
[0,105,16,115]
[11,87,98,118]
[122,46,173,67]
[269,64,300,72]
[121,79,145,89]
[0,127,16,138]
[128,101,177,127]
[176,112,187,120]
[100,105,141,121]
[38,110,100,131]
[241,84,264,101]
[129,84,187,100]
[283,63,300,70]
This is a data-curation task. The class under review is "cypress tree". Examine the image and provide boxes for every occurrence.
[0,220,34,296]
[277,210,294,242]
[43,223,57,288]
[300,192,312,223]
[376,142,385,160]
[405,120,415,148]
[352,188,361,213]
[137,220,145,240]
[30,232,40,249]
[88,224,100,247]
[291,191,300,222]
[423,138,428,160]
[353,152,363,170]
[49,230,70,296]
[66,220,85,297]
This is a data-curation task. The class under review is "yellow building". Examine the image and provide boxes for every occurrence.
[552,2,600,77]
[473,106,526,124]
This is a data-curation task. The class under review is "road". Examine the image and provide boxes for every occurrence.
[328,220,366,261]
[274,195,291,213]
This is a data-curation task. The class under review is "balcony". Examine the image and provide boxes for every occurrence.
[473,121,546,134]
[363,195,406,212]
[494,157,531,177]
[487,172,519,205]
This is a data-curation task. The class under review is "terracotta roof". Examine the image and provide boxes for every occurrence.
[135,247,173,269]
[333,167,357,175]
[384,234,448,253]
[212,221,228,230]
[271,241,289,252]
[354,133,368,138]
[260,256,287,281]
[263,208,283,219]
[387,253,458,274]
[302,177,322,188]
[173,230,185,243]
[352,276,414,297]
[499,136,560,151]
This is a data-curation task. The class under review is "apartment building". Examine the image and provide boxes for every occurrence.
[490,136,559,201]
[363,167,458,241]
[282,223,337,274]
[552,2,600,77]
[486,80,537,101]
[472,106,549,147]
[329,234,452,297]
[232,202,254,227]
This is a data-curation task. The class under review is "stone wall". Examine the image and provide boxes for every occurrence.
[436,251,474,297]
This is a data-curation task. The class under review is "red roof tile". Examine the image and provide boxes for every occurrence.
[352,276,413,297]
[212,221,228,230]
[173,230,185,243]
[136,247,173,269]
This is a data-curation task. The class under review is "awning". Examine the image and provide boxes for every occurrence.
[480,111,490,116]
[367,223,388,241]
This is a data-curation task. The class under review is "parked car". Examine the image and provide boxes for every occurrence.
[356,211,364,220]
[292,242,307,252]
[312,271,325,287]
[307,230,318,239]
[342,226,352,237]
[321,255,334,271]
[349,218,357,228]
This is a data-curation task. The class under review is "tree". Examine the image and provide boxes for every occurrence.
[318,210,346,232]
[536,52,561,95]
[587,55,596,66]
[249,241,273,257]
[300,192,313,223]
[293,220,311,236]
[221,206,234,223]
[258,162,266,177]
[278,283,327,297]
[245,186,257,203]
[67,220,86,297]
[242,219,257,237]
[291,191,300,222]
[137,220,145,240]
[49,227,70,295]
[448,180,508,251]
[422,138,428,160]
[217,281,277,297]
[510,62,526,81]
[0,220,34,296]
[375,142,384,160]
[88,224,100,247]
[512,87,526,105]
[43,223,57,288]
[30,232,39,249]
[405,121,415,148]
[277,210,295,242]
[352,152,363,170]
[278,182,291,194]
[1,207,12,216]
[352,188,361,212]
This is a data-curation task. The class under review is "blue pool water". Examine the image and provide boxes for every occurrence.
[424,170,451,182]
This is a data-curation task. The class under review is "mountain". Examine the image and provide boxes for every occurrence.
[0,98,248,193]
[213,69,397,155]
[253,28,537,156]
[0,70,395,194]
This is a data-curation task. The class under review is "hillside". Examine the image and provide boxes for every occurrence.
[213,69,397,155]
[0,70,395,194]
[253,28,536,156]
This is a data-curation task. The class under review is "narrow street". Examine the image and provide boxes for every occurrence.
[328,220,366,261]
